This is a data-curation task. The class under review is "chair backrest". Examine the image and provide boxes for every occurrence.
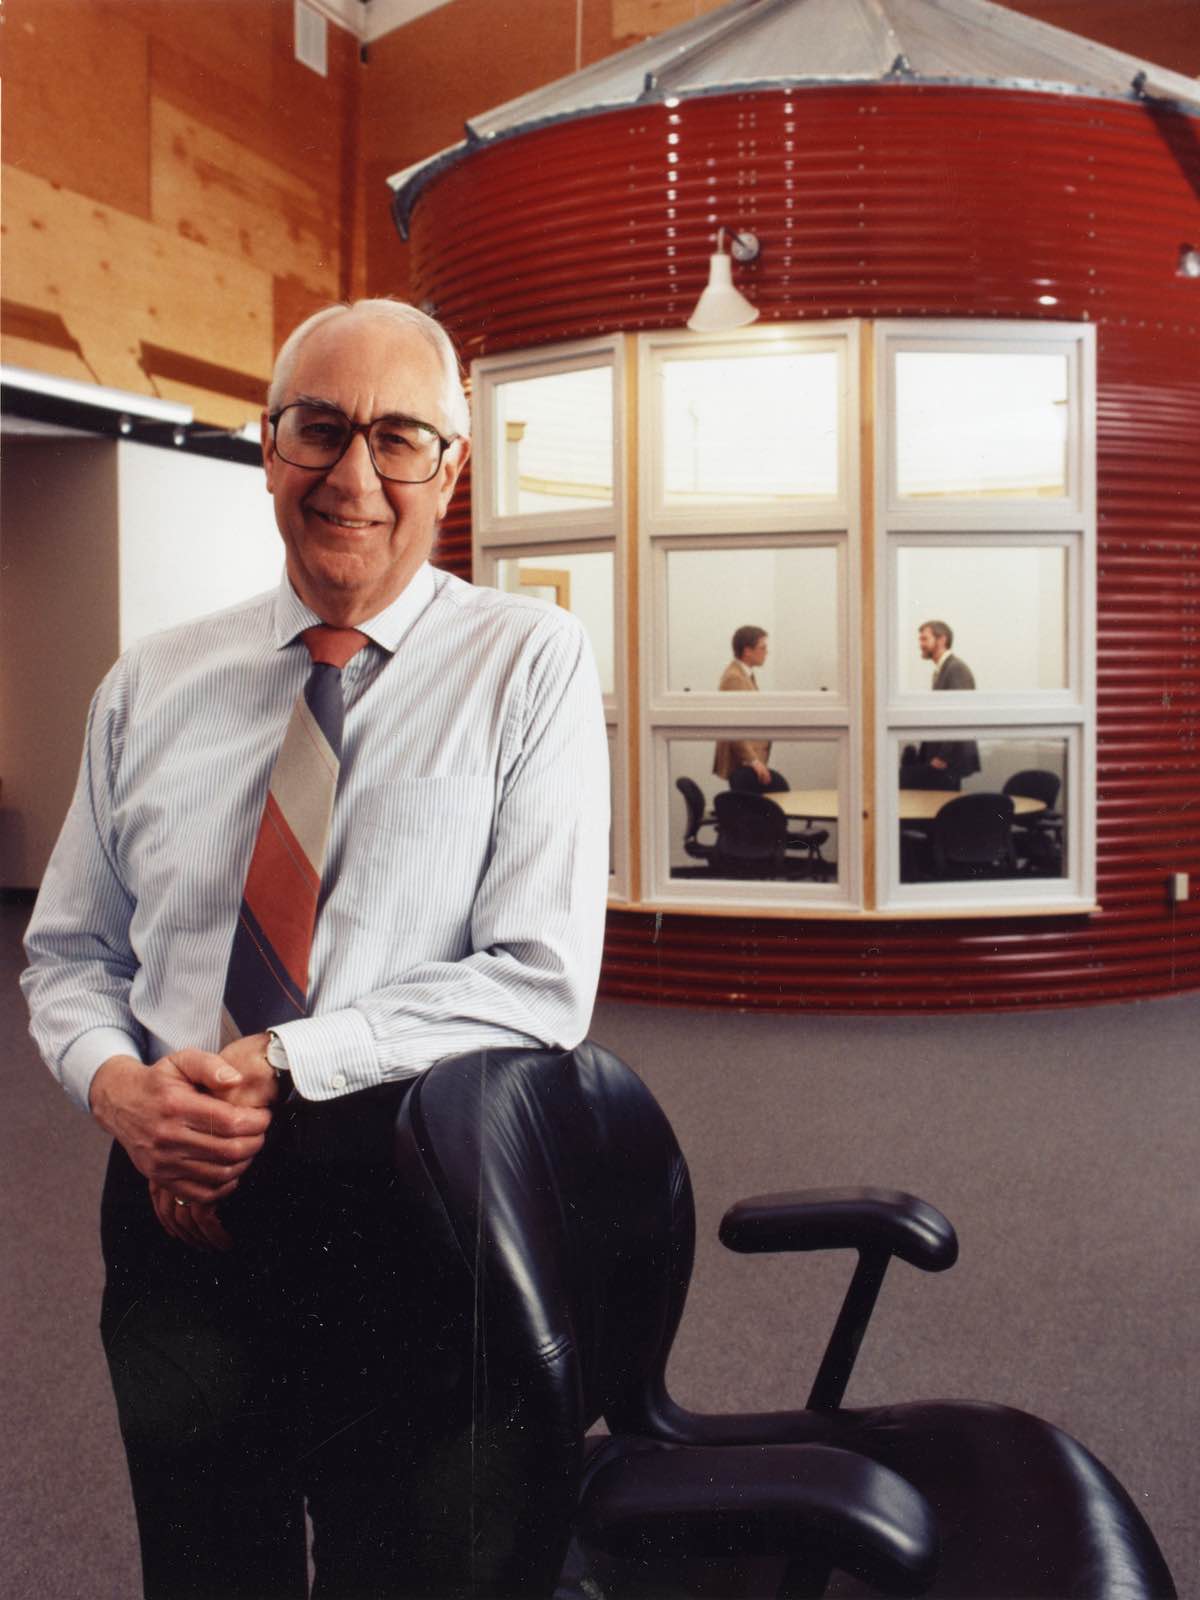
[931,792,1015,874]
[675,775,707,838]
[728,764,789,794]
[900,765,960,791]
[1003,768,1060,809]
[714,790,788,871]
[392,1043,696,1593]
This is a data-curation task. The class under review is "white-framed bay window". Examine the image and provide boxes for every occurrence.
[638,322,862,909]
[471,337,628,895]
[875,321,1096,911]
[472,318,1097,919]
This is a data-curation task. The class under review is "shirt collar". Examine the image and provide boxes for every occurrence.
[272,563,437,657]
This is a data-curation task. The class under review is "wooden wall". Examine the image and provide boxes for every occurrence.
[2,0,1195,424]
[1,0,362,428]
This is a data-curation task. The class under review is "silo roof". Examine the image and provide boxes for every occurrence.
[389,0,1200,235]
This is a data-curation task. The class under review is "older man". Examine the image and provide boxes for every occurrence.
[22,299,609,1597]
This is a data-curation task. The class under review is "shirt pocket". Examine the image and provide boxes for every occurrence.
[337,775,496,941]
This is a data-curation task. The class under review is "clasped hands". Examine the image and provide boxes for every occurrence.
[89,1033,282,1253]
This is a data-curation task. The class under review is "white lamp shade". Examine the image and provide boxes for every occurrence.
[687,252,759,332]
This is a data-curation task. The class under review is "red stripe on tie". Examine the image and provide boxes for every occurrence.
[302,624,369,668]
[241,792,321,996]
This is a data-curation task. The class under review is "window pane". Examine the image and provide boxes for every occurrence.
[661,351,840,506]
[494,367,612,515]
[495,552,615,694]
[896,546,1067,692]
[895,352,1069,500]
[666,547,839,694]
[897,736,1067,882]
[668,738,839,883]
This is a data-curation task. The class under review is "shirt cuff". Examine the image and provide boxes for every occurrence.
[271,1008,383,1102]
[60,1027,145,1113]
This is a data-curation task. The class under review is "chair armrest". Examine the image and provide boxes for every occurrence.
[719,1186,957,1273]
[579,1440,938,1598]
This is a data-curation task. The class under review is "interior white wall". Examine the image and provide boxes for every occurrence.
[117,442,281,650]
[668,548,839,694]
[897,546,1065,692]
[0,437,121,888]
[2,438,282,888]
[970,737,1066,793]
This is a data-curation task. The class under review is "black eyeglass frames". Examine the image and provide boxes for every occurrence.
[268,402,457,484]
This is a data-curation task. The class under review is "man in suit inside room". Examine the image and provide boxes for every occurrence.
[900,618,981,789]
[21,298,609,1598]
[712,624,788,792]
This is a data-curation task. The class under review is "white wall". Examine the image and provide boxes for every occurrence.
[0,437,121,887]
[1,437,282,887]
[668,547,839,694]
[117,442,281,649]
[896,546,1065,692]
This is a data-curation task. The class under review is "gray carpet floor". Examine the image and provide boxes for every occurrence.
[3,896,1195,1596]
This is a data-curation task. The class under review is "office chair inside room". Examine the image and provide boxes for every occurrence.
[729,764,791,795]
[391,1044,1176,1600]
[929,792,1017,879]
[1003,769,1064,875]
[727,769,831,872]
[715,791,828,881]
[675,776,719,869]
[898,748,960,792]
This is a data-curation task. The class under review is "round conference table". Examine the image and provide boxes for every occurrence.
[768,789,1047,823]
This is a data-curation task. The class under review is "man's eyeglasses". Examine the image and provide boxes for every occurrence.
[269,403,457,484]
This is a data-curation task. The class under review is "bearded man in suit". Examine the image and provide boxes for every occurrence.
[901,619,981,789]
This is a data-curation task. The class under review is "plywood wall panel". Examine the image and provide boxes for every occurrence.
[611,0,726,40]
[145,17,360,204]
[151,99,339,296]
[2,165,273,422]
[273,276,341,370]
[96,0,277,102]
[148,39,336,201]
[0,0,152,217]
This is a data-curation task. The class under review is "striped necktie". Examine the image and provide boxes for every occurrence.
[220,624,369,1044]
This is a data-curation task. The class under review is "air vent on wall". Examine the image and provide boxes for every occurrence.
[295,0,328,77]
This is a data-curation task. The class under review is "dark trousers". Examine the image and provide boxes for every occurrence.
[100,1089,479,1600]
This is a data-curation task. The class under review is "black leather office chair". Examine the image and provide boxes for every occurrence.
[675,776,719,868]
[727,770,830,871]
[929,792,1017,879]
[715,792,827,881]
[1003,769,1064,876]
[730,763,791,795]
[898,748,960,793]
[392,1043,1176,1599]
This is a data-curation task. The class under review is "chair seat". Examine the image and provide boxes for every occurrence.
[814,1401,1175,1598]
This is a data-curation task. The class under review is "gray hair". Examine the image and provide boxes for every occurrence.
[266,298,470,438]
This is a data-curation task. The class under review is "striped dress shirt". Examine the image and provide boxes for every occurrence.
[22,564,610,1109]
